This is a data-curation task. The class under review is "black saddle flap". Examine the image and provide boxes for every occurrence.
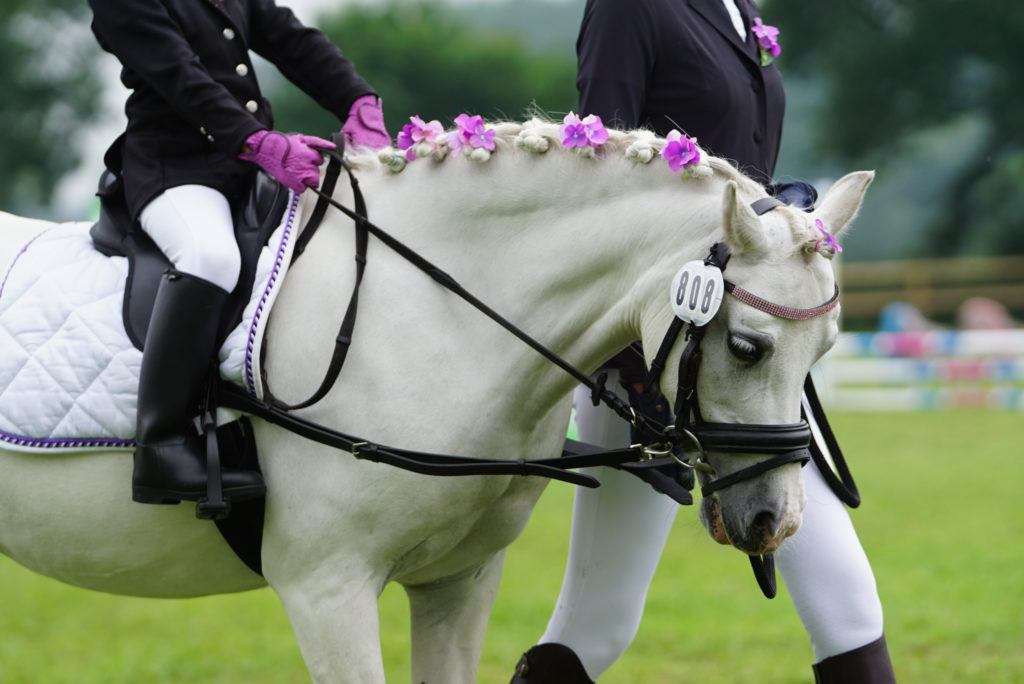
[89,169,291,350]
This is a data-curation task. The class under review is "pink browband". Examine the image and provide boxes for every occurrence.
[724,282,840,320]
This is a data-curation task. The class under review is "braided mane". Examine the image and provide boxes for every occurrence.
[346,117,762,196]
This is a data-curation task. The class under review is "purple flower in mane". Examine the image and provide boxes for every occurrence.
[465,115,496,150]
[814,219,843,254]
[447,113,472,156]
[447,113,494,154]
[751,17,781,66]
[660,130,701,173]
[560,112,608,149]
[397,115,443,160]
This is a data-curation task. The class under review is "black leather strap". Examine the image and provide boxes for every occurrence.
[804,374,861,507]
[749,553,778,598]
[271,151,368,411]
[219,384,653,487]
[699,449,810,497]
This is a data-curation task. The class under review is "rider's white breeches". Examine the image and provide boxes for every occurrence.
[539,375,884,679]
[139,184,241,293]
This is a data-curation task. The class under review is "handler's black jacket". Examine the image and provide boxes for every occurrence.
[89,0,374,218]
[579,0,785,380]
[577,0,784,185]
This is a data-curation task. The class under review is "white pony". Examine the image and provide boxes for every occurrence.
[0,120,871,683]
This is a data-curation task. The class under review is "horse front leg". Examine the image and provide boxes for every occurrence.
[267,558,387,683]
[405,550,506,684]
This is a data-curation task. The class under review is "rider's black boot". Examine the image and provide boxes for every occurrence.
[509,643,594,684]
[132,270,264,507]
[812,635,897,683]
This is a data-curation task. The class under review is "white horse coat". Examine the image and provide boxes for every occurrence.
[0,121,872,682]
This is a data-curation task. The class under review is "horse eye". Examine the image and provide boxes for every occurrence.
[727,334,763,363]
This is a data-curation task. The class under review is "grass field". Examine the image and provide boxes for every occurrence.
[1,412,1021,683]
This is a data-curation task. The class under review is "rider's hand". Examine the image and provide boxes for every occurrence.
[340,94,392,150]
[238,130,335,193]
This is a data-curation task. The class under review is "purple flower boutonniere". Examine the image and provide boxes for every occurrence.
[751,17,781,67]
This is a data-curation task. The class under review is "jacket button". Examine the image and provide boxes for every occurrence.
[223,28,235,40]
[751,79,762,93]
[236,64,249,77]
[245,100,259,113]
[753,130,764,144]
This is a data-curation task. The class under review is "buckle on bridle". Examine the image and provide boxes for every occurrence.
[632,441,674,461]
[670,427,715,474]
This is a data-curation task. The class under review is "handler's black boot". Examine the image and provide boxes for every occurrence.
[510,643,594,684]
[132,270,264,507]
[812,635,897,683]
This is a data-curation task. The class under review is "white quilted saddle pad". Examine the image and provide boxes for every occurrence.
[0,193,302,452]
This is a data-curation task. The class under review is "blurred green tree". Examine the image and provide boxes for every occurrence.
[265,2,577,140]
[0,0,100,212]
[762,1,1024,256]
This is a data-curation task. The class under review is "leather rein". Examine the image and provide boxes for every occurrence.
[219,149,857,506]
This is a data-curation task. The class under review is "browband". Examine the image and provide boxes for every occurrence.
[724,281,840,320]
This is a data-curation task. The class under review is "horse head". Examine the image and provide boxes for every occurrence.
[646,170,873,555]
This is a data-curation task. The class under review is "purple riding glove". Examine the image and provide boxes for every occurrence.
[340,94,392,150]
[238,130,335,193]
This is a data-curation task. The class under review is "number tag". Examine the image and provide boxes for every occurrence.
[670,260,724,325]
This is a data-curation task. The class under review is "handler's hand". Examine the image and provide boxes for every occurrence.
[340,94,392,150]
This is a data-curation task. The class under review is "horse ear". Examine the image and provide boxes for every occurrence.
[722,181,768,256]
[814,171,875,238]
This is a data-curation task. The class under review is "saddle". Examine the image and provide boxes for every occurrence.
[88,168,291,575]
[89,168,291,350]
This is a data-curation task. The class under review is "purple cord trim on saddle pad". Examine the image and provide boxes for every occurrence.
[0,432,135,450]
[244,191,301,395]
[0,228,51,302]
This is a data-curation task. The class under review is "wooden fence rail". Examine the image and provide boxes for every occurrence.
[838,254,1024,324]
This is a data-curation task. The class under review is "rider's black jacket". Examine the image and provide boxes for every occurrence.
[89,0,374,218]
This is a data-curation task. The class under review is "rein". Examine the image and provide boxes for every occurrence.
[221,150,658,488]
[221,150,854,506]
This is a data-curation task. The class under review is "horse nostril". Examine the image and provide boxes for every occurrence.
[751,509,778,538]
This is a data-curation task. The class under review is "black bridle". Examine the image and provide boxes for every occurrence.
[638,241,842,499]
[219,148,847,505]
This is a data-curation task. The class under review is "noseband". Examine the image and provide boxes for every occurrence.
[642,242,840,498]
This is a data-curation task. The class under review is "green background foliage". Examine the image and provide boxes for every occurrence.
[1,412,1021,683]
[762,1,1024,257]
[0,0,100,214]
[266,2,577,135]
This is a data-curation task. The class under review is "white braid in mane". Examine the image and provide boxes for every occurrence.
[347,116,760,192]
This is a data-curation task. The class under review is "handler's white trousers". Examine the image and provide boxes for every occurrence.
[139,184,241,293]
[539,372,885,680]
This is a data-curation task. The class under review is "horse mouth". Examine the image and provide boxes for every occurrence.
[699,495,799,555]
[702,495,732,546]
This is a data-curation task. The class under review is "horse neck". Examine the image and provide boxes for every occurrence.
[340,147,727,378]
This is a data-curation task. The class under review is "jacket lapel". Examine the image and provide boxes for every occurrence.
[688,0,759,65]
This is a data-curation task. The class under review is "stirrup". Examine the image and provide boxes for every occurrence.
[195,407,230,520]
